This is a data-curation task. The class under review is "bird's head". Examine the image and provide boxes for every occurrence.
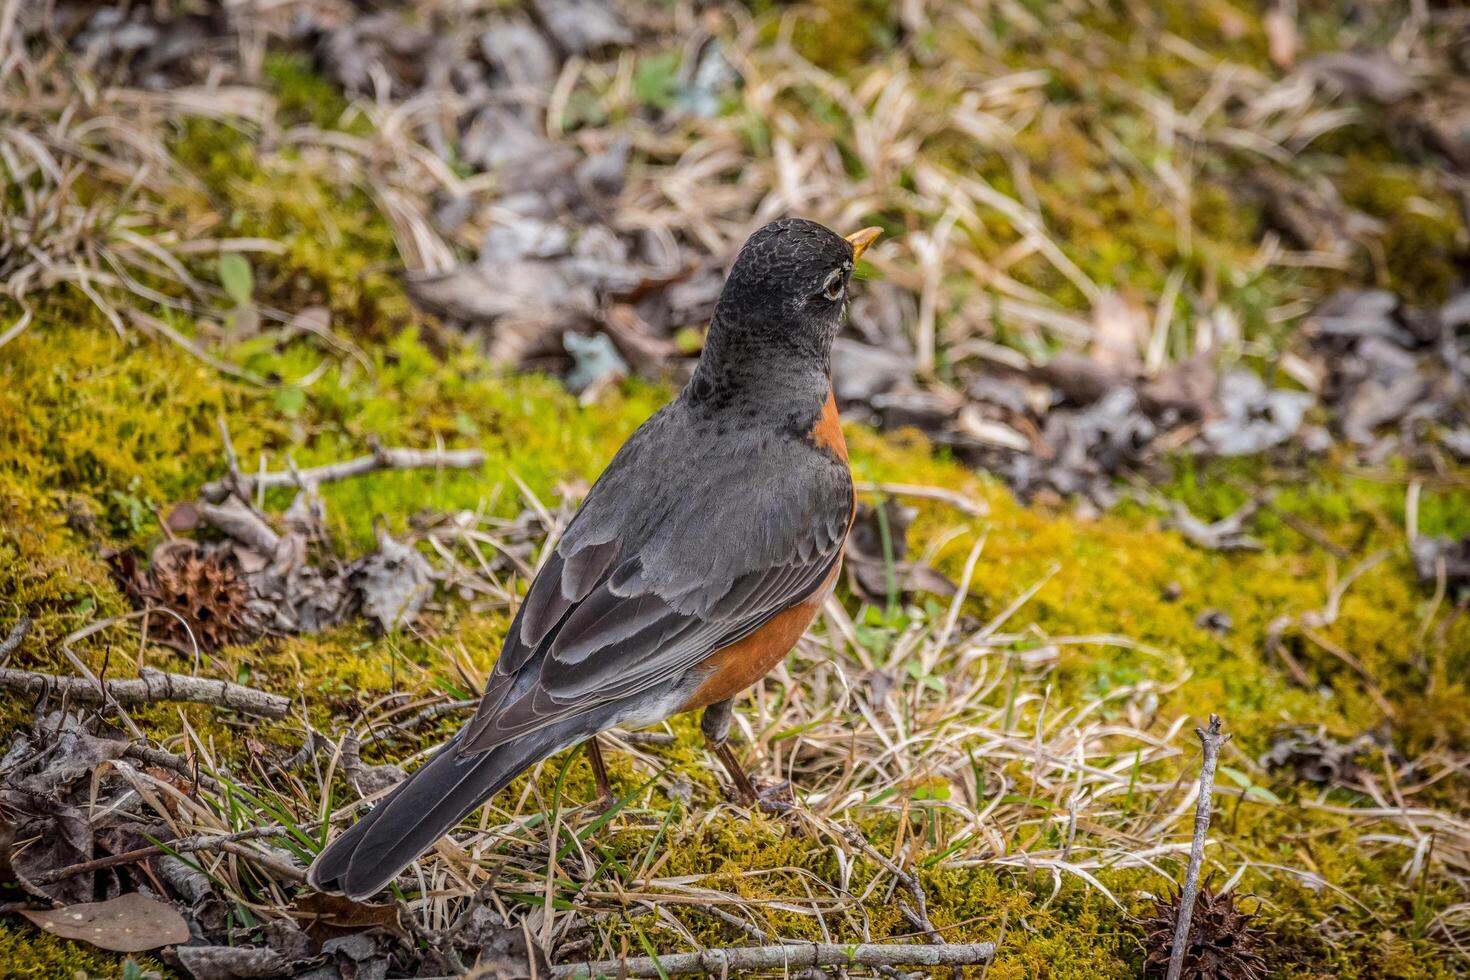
[693,218,880,402]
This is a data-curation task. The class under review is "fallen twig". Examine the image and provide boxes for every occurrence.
[27,825,296,886]
[390,698,479,733]
[1167,498,1264,552]
[853,480,988,517]
[215,840,307,883]
[196,498,281,554]
[614,730,676,746]
[122,743,223,792]
[0,615,32,661]
[838,825,960,978]
[201,444,486,503]
[0,666,290,718]
[1166,714,1231,980]
[550,942,996,978]
[263,728,330,776]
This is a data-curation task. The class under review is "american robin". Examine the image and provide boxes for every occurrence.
[309,218,881,899]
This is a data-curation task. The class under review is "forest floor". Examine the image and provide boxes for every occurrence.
[2,1,1468,978]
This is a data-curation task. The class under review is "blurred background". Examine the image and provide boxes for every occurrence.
[7,0,1468,490]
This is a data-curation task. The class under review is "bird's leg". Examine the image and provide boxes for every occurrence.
[713,742,761,805]
[702,699,792,812]
[584,736,616,811]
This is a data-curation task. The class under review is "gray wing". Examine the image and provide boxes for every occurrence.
[458,407,852,755]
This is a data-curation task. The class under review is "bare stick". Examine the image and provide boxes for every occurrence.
[853,480,988,517]
[215,840,307,883]
[196,497,281,554]
[27,825,297,885]
[0,666,290,718]
[1167,498,1264,552]
[839,826,959,978]
[123,743,223,792]
[201,445,486,503]
[390,698,479,733]
[0,615,31,661]
[1166,714,1231,980]
[550,942,996,978]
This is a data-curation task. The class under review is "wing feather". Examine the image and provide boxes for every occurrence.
[458,404,852,756]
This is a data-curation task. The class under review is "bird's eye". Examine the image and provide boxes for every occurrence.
[821,269,846,302]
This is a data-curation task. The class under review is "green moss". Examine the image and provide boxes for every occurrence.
[754,0,897,74]
[1334,154,1466,303]
[262,51,364,133]
[0,920,167,979]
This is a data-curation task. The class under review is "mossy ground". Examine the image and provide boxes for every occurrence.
[3,6,1469,978]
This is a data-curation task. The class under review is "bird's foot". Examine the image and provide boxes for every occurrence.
[710,740,797,814]
[752,778,795,814]
[728,777,795,814]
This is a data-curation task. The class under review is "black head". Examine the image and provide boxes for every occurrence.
[713,218,855,359]
[687,219,878,410]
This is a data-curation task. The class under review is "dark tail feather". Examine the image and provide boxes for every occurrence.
[308,726,578,900]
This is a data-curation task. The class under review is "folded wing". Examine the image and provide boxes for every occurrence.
[460,413,852,756]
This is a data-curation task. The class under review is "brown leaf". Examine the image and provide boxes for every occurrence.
[831,337,910,404]
[600,303,679,377]
[349,528,435,633]
[1033,351,1127,407]
[1260,728,1379,786]
[1138,353,1216,423]
[164,501,200,532]
[532,0,632,54]
[292,891,402,945]
[10,807,97,904]
[20,893,190,953]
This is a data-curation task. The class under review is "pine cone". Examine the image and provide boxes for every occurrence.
[139,541,258,653]
[1142,880,1268,980]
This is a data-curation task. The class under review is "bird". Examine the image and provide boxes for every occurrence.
[309,218,882,900]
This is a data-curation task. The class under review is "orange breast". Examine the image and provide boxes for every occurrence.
[810,390,848,462]
[680,560,841,711]
[679,388,852,712]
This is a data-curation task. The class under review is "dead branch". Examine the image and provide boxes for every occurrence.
[853,480,989,517]
[390,698,479,733]
[27,825,296,886]
[1166,714,1231,980]
[196,498,282,554]
[551,942,996,978]
[0,615,31,661]
[201,444,486,503]
[614,730,676,746]
[1167,497,1264,552]
[839,825,959,978]
[0,666,290,718]
[263,728,330,776]
[215,840,307,883]
[122,743,223,792]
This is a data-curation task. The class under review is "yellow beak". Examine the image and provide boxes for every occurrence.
[845,226,882,262]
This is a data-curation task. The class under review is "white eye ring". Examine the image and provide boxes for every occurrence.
[822,270,845,301]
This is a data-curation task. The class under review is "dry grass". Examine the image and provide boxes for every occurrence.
[0,30,279,351]
[31,487,1465,968]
